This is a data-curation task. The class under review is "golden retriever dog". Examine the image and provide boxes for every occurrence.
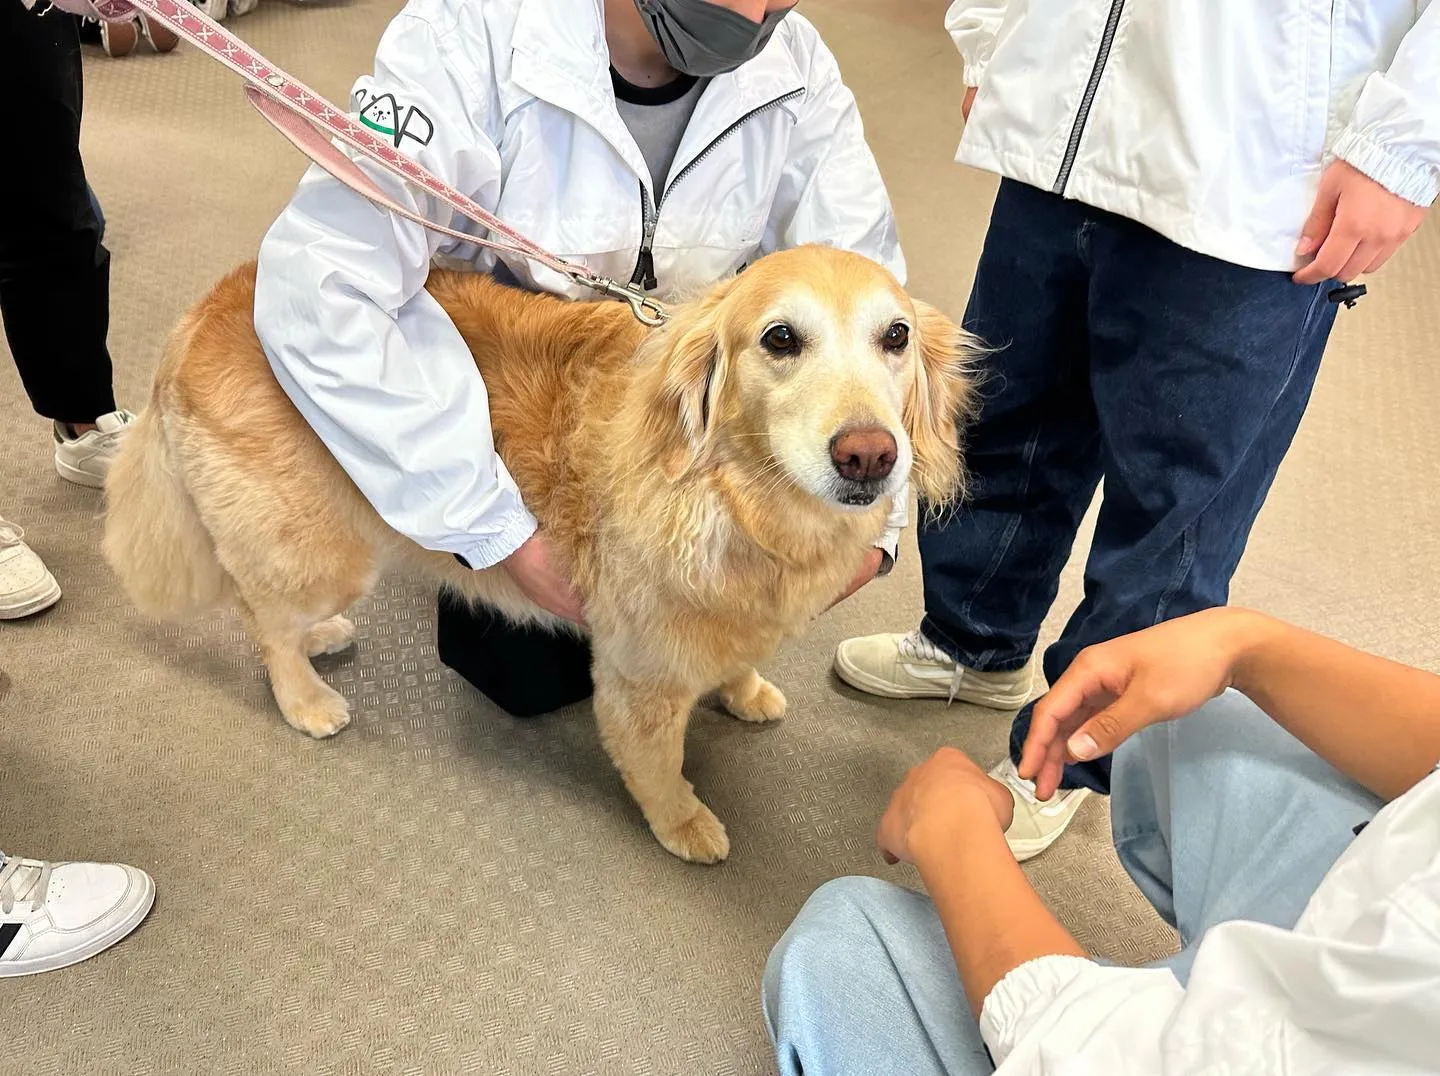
[103,246,975,863]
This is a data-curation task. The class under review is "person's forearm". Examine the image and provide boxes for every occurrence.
[911,814,1087,1020]
[255,203,535,568]
[1231,610,1440,800]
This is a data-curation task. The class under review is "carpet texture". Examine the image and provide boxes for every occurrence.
[2,1,1437,1072]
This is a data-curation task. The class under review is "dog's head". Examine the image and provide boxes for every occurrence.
[643,245,979,509]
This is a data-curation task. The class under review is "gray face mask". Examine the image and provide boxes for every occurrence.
[633,0,792,78]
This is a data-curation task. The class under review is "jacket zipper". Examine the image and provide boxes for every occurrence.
[1052,0,1127,195]
[633,185,660,291]
[629,88,805,292]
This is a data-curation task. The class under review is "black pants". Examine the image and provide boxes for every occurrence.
[0,3,117,425]
[437,593,594,717]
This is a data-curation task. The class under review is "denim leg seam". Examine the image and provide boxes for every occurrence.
[1153,284,1327,627]
[955,418,1049,631]
[1153,523,1197,625]
[1282,284,1330,388]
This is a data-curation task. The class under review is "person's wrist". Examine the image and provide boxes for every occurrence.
[907,787,1006,865]
[1224,608,1286,698]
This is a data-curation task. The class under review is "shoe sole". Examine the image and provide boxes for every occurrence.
[54,455,107,489]
[139,15,180,51]
[0,578,62,620]
[0,872,155,977]
[833,651,1033,710]
[99,19,139,57]
[1008,832,1063,863]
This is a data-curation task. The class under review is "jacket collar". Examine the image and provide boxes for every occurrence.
[508,0,806,189]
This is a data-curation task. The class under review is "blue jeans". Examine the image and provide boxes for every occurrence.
[762,692,1380,1075]
[918,180,1339,793]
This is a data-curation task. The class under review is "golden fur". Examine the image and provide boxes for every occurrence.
[103,246,976,862]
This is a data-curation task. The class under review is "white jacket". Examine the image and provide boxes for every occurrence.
[254,0,904,569]
[981,766,1440,1073]
[947,0,1440,271]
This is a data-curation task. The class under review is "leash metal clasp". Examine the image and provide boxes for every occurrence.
[576,275,669,327]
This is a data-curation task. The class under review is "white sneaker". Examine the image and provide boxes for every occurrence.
[0,518,61,620]
[834,629,1033,709]
[53,409,135,488]
[992,758,1091,862]
[0,853,155,977]
[190,0,229,19]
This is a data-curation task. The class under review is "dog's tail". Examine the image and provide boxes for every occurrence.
[103,388,227,619]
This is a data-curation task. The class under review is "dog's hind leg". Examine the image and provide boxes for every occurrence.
[592,663,729,864]
[718,667,787,724]
[236,593,354,738]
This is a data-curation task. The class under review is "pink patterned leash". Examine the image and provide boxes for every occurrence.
[69,0,670,325]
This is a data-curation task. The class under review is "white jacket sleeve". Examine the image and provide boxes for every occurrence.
[877,494,908,569]
[1332,1,1440,207]
[254,13,537,569]
[945,0,1009,87]
[979,955,1182,1072]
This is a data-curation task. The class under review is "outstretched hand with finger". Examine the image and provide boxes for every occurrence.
[1017,609,1269,799]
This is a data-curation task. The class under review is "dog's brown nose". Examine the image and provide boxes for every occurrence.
[830,427,898,482]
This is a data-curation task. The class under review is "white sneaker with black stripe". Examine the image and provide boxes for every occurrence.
[0,853,155,977]
[53,409,135,489]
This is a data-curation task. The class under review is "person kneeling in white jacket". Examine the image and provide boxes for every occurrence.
[254,0,907,716]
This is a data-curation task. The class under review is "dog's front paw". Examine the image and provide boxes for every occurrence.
[721,675,787,724]
[653,804,730,864]
[281,683,352,739]
[305,615,357,657]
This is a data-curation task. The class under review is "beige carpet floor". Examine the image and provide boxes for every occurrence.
[2,1,1437,1072]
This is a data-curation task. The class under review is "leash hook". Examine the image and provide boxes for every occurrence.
[574,275,669,326]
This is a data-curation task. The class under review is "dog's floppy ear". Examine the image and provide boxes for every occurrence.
[904,301,981,506]
[653,296,728,472]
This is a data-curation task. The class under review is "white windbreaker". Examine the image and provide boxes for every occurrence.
[947,0,1440,272]
[254,0,904,570]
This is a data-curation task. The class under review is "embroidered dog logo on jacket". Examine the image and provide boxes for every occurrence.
[353,89,434,150]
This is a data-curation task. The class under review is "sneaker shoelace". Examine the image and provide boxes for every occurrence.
[996,759,1079,815]
[0,519,24,549]
[896,630,968,705]
[0,856,52,916]
[994,760,1042,807]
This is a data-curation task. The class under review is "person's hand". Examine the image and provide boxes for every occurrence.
[1018,608,1276,799]
[1293,160,1427,284]
[876,747,1014,866]
[962,86,978,121]
[828,547,885,609]
[501,530,585,625]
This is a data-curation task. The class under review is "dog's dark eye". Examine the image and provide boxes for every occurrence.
[761,323,801,357]
[881,322,910,353]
